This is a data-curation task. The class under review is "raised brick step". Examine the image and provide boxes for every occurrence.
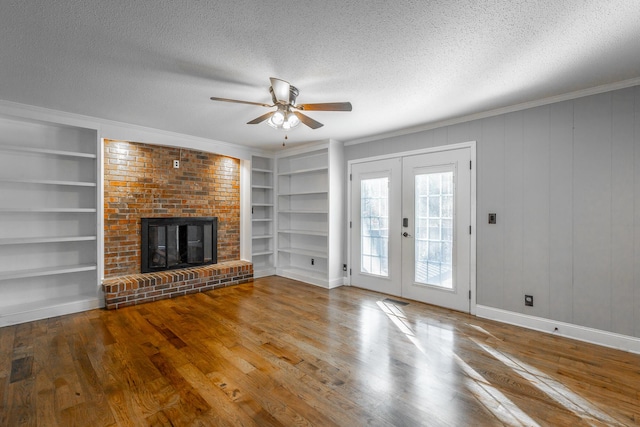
[102,260,253,309]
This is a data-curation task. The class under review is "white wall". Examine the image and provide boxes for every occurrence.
[345,86,640,339]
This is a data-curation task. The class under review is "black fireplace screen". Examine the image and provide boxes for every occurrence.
[141,217,217,273]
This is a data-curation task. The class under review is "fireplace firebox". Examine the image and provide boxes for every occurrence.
[141,217,217,273]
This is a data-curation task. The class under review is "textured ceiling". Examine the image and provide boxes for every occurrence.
[1,1,639,150]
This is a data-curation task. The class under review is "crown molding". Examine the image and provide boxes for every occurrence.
[345,77,640,146]
[0,99,252,159]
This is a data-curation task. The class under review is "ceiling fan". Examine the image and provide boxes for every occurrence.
[210,77,352,130]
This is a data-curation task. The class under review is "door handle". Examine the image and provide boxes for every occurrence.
[403,232,411,237]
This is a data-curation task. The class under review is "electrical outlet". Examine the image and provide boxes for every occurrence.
[525,295,533,307]
[488,213,497,224]
[173,159,180,169]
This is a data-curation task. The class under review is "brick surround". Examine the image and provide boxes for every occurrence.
[102,260,253,309]
[103,140,250,308]
[103,140,240,278]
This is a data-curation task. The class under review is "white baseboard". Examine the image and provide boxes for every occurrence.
[253,268,276,279]
[476,305,640,355]
[327,277,344,289]
[0,297,102,328]
[275,268,344,289]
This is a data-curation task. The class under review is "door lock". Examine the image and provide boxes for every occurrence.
[402,232,411,237]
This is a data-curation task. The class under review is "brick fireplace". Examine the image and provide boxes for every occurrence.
[102,140,252,309]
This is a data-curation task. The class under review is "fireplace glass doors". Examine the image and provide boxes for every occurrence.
[141,217,217,273]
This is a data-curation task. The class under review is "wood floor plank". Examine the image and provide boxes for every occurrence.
[9,357,33,384]
[34,330,85,417]
[5,377,36,427]
[89,318,116,347]
[34,373,57,427]
[66,333,115,426]
[175,362,260,427]
[2,276,640,426]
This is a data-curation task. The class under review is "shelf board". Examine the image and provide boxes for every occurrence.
[278,229,328,237]
[0,236,97,245]
[252,251,274,257]
[0,178,97,187]
[278,247,328,258]
[277,191,328,196]
[252,168,273,174]
[277,166,328,176]
[0,264,97,281]
[0,144,97,159]
[252,218,273,222]
[252,234,273,240]
[252,203,274,207]
[278,210,328,214]
[0,207,97,213]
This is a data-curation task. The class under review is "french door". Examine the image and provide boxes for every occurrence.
[350,147,472,312]
[350,157,402,296]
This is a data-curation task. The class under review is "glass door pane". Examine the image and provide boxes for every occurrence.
[360,177,389,277]
[415,171,453,288]
[186,225,204,264]
[148,225,167,269]
[167,225,179,267]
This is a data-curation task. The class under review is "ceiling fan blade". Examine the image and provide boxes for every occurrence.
[296,102,352,112]
[293,111,324,129]
[247,111,275,125]
[270,77,291,104]
[210,97,272,107]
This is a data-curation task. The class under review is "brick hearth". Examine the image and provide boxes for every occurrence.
[102,260,253,309]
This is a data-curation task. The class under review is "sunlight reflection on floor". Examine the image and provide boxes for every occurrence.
[377,300,539,425]
[377,300,428,354]
[455,354,541,426]
[468,334,623,426]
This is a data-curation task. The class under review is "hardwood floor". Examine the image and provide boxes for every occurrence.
[2,276,639,426]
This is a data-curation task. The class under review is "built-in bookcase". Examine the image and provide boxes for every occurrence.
[275,140,344,288]
[0,115,100,326]
[251,155,275,277]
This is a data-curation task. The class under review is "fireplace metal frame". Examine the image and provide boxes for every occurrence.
[141,217,218,273]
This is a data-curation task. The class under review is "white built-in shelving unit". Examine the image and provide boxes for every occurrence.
[275,140,344,288]
[0,115,100,326]
[250,155,276,277]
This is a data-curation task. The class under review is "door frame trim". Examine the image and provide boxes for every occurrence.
[347,141,477,315]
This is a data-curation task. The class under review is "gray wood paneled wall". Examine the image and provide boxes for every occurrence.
[344,86,640,338]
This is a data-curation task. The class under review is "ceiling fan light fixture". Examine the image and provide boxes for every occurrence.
[267,108,301,131]
[286,111,300,128]
[269,110,285,126]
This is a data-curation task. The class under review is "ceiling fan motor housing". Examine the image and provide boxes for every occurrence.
[270,85,299,105]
